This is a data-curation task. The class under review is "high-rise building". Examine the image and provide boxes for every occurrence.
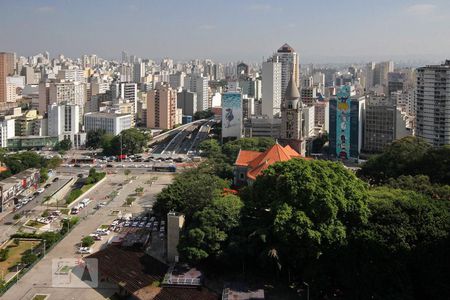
[188,74,208,111]
[48,103,80,137]
[169,72,186,89]
[329,86,366,159]
[416,60,450,146]
[274,43,299,100]
[177,89,197,117]
[133,62,145,83]
[0,117,15,148]
[57,69,85,82]
[0,52,16,103]
[48,81,86,121]
[373,61,394,87]
[261,58,282,118]
[363,95,412,153]
[147,84,177,129]
[48,103,85,148]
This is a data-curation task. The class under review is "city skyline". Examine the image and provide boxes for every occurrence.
[1,0,450,63]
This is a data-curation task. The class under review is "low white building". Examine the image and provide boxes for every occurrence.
[84,112,132,135]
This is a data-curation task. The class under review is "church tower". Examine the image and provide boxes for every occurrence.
[280,73,305,155]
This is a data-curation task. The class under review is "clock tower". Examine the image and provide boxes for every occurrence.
[280,73,305,154]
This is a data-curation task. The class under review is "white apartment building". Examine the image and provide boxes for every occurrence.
[416,60,450,146]
[261,58,282,118]
[48,103,84,147]
[84,112,132,135]
[49,81,85,109]
[187,74,208,111]
[273,43,300,99]
[0,118,15,148]
[57,69,85,82]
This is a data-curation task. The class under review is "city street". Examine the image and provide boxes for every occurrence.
[2,170,174,300]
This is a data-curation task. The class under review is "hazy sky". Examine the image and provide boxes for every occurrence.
[1,0,449,63]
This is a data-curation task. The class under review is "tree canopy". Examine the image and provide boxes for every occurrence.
[86,129,107,149]
[102,128,149,156]
[358,136,436,183]
[153,168,229,219]
[240,159,369,274]
[178,194,243,262]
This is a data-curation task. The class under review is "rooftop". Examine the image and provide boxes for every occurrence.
[235,143,311,180]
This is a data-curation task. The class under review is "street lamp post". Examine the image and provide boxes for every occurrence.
[303,282,310,300]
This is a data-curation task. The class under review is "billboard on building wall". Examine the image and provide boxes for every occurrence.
[222,92,242,138]
[336,86,351,159]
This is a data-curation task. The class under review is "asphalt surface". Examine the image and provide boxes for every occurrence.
[2,171,174,300]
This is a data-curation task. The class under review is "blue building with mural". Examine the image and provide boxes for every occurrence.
[329,86,366,160]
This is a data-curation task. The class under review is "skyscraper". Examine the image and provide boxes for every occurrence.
[0,52,16,103]
[261,58,282,118]
[274,44,299,100]
[416,60,450,146]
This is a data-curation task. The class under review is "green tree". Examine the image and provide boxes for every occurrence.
[387,175,450,200]
[178,194,243,263]
[81,236,95,247]
[108,128,148,155]
[198,139,221,157]
[324,187,450,300]
[358,136,431,183]
[194,110,214,120]
[241,159,369,276]
[46,156,63,169]
[153,168,229,219]
[86,129,107,149]
[21,252,38,265]
[54,139,72,151]
[222,137,275,163]
[417,145,450,184]
[39,168,49,183]
[101,133,115,155]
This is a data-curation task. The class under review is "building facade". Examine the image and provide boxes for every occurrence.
[329,87,366,159]
[261,58,282,118]
[416,61,450,146]
[84,112,132,135]
[147,84,177,130]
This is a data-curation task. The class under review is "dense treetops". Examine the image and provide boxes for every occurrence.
[153,136,450,299]
[86,128,149,155]
[358,136,450,184]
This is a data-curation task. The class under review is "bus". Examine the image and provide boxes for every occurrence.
[71,157,96,164]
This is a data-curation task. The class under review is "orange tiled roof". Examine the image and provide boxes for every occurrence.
[235,150,262,166]
[0,166,8,173]
[235,143,309,180]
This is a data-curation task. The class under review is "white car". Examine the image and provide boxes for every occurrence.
[77,247,91,254]
[36,188,45,194]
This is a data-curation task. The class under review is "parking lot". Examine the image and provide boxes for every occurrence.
[2,170,174,300]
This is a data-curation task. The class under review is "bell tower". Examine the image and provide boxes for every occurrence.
[280,73,305,155]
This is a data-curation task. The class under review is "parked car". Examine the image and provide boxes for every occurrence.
[77,247,91,254]
[52,177,59,182]
[89,233,102,241]
[36,188,45,194]
[44,183,51,188]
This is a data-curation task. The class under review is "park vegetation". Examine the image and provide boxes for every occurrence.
[153,136,450,299]
[0,150,62,181]
[85,128,149,155]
